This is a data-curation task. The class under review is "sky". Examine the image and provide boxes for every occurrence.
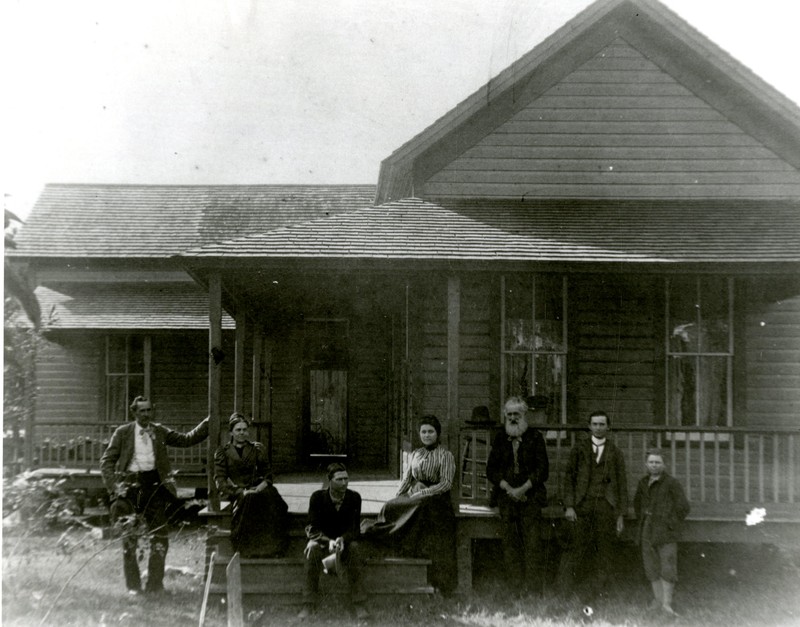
[2,0,800,221]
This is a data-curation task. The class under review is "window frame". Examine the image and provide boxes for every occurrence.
[500,274,568,424]
[105,334,151,422]
[664,276,734,427]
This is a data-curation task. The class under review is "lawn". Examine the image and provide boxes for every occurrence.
[3,522,800,627]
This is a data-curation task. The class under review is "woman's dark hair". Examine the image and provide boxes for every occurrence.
[228,412,249,431]
[419,415,442,437]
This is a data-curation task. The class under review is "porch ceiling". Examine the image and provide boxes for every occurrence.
[179,197,800,265]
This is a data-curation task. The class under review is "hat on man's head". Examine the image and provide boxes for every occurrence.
[467,405,493,426]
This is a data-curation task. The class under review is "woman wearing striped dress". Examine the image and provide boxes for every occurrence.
[365,415,458,595]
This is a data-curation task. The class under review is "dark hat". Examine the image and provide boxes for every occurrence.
[467,405,493,426]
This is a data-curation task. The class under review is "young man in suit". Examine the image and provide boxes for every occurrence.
[100,396,208,595]
[561,410,628,598]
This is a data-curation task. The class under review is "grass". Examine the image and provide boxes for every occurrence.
[3,523,800,627]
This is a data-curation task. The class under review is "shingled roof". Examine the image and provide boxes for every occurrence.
[36,283,235,330]
[179,197,800,264]
[12,184,376,258]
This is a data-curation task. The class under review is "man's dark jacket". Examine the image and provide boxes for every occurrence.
[486,427,549,508]
[305,488,362,544]
[563,436,628,517]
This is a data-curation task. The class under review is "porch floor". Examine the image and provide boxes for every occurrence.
[273,473,399,516]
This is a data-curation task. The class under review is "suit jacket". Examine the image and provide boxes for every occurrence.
[100,418,209,497]
[214,440,272,497]
[305,488,362,545]
[563,435,628,517]
[486,427,549,507]
[634,472,690,546]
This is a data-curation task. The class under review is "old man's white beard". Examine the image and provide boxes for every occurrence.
[505,418,529,438]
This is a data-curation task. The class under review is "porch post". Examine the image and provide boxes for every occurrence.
[208,273,222,511]
[251,330,263,422]
[234,310,246,413]
[447,275,461,451]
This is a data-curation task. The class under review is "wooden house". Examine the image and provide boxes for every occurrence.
[9,0,800,544]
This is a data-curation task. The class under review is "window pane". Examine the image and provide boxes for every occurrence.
[107,336,127,373]
[505,353,532,399]
[129,336,145,374]
[505,276,533,350]
[668,356,696,425]
[699,277,730,353]
[107,376,128,423]
[668,278,699,353]
[535,276,564,351]
[699,356,728,426]
[533,354,564,421]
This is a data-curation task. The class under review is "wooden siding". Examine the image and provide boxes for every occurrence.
[745,279,800,428]
[35,335,103,422]
[458,277,497,422]
[570,274,658,425]
[348,313,392,469]
[412,275,450,446]
[424,40,800,200]
[269,326,304,473]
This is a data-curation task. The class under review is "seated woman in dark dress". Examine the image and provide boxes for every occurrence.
[214,413,289,557]
[364,415,458,595]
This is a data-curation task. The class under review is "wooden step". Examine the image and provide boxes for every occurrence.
[207,555,432,595]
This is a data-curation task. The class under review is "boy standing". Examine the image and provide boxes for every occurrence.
[633,448,690,616]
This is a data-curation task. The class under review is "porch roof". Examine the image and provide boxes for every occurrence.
[35,283,235,330]
[179,197,800,264]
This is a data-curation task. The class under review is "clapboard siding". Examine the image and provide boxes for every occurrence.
[745,280,800,428]
[35,336,102,422]
[349,314,392,468]
[415,277,448,426]
[458,277,494,423]
[270,327,303,472]
[570,275,658,425]
[424,39,800,199]
[151,332,213,422]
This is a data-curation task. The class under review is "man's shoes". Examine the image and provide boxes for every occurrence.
[127,588,141,598]
[354,604,370,620]
[646,598,661,612]
[661,605,680,618]
[297,604,316,619]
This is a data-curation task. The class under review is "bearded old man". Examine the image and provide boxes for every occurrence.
[486,396,550,594]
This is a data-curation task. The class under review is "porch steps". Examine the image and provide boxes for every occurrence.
[198,551,434,625]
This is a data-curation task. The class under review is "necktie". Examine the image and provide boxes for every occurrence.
[511,437,521,474]
[593,442,604,462]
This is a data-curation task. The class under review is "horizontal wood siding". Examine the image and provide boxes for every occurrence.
[35,335,102,422]
[570,275,658,425]
[745,279,800,428]
[459,277,495,422]
[349,312,392,469]
[424,40,800,200]
[269,326,303,473]
[413,276,448,435]
[151,332,212,423]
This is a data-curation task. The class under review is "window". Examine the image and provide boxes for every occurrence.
[666,277,733,427]
[501,275,567,423]
[106,335,150,422]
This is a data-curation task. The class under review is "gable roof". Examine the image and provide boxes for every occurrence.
[179,197,800,265]
[376,0,800,203]
[12,184,375,259]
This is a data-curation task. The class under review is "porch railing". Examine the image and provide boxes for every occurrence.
[18,420,273,475]
[459,425,800,508]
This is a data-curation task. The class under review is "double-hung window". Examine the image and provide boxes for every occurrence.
[666,277,733,427]
[501,275,567,423]
[106,335,151,422]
